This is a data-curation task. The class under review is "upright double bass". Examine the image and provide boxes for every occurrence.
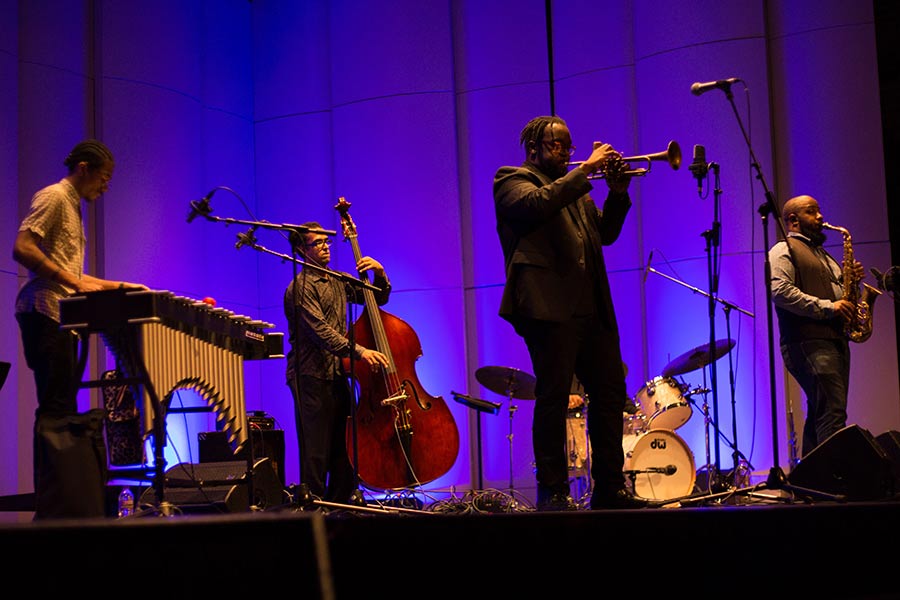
[337,197,459,490]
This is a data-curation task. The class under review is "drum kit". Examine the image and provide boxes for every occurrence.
[476,337,736,505]
[622,338,735,502]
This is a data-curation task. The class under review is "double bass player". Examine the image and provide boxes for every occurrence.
[284,222,391,505]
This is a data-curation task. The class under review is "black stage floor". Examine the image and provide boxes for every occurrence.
[2,487,899,600]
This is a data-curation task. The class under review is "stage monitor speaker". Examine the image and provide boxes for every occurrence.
[199,429,285,487]
[140,457,283,513]
[875,430,900,496]
[788,424,894,501]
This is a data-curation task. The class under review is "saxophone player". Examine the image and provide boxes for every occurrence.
[768,195,867,458]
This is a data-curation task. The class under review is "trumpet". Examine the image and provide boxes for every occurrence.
[569,140,682,180]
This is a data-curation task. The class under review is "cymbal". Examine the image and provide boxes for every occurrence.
[475,366,537,400]
[662,339,736,378]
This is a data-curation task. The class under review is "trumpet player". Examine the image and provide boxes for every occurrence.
[768,194,866,458]
[493,115,646,511]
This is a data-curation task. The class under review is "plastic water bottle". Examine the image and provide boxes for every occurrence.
[117,486,135,517]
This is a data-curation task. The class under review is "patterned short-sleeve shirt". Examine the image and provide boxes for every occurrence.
[15,178,85,322]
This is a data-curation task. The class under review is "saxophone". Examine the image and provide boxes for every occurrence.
[821,222,882,343]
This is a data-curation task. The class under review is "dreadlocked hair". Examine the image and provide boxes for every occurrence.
[63,139,114,172]
[519,115,567,152]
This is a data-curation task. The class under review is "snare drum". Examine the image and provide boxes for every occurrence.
[622,429,695,501]
[635,376,692,430]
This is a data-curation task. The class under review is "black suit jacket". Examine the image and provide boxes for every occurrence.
[493,162,631,330]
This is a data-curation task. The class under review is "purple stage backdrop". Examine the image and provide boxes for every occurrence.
[1,1,896,511]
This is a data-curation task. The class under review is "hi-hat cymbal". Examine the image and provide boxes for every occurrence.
[662,339,736,378]
[475,366,537,400]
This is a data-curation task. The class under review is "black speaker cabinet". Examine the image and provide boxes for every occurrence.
[199,429,286,487]
[875,430,900,495]
[140,457,283,513]
[789,424,894,501]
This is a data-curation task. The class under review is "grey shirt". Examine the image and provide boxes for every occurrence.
[768,232,843,320]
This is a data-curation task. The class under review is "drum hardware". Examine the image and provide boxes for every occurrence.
[686,385,729,495]
[679,376,755,498]
[475,366,537,499]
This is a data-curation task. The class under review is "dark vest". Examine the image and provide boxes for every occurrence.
[775,237,843,344]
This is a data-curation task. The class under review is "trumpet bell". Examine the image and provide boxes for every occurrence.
[628,140,681,171]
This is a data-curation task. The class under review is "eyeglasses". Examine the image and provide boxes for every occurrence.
[305,238,332,249]
[542,140,576,157]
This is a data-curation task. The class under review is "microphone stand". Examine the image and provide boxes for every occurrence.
[697,159,748,489]
[706,82,841,502]
[700,160,724,480]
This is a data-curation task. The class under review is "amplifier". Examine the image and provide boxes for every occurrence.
[199,429,285,488]
[248,410,276,430]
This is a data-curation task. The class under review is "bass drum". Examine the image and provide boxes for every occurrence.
[622,429,695,501]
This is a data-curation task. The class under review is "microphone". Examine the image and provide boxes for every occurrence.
[187,189,216,223]
[683,386,710,398]
[624,465,677,476]
[688,144,708,194]
[235,226,259,250]
[643,250,654,283]
[690,78,741,96]
[451,391,501,415]
[645,465,677,475]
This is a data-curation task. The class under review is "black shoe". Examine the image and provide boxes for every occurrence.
[590,488,650,510]
[537,493,578,512]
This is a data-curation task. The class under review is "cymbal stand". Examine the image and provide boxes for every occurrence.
[721,302,743,484]
[683,377,753,489]
[504,388,518,497]
[693,383,718,494]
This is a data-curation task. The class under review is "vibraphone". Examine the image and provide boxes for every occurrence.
[59,288,284,504]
